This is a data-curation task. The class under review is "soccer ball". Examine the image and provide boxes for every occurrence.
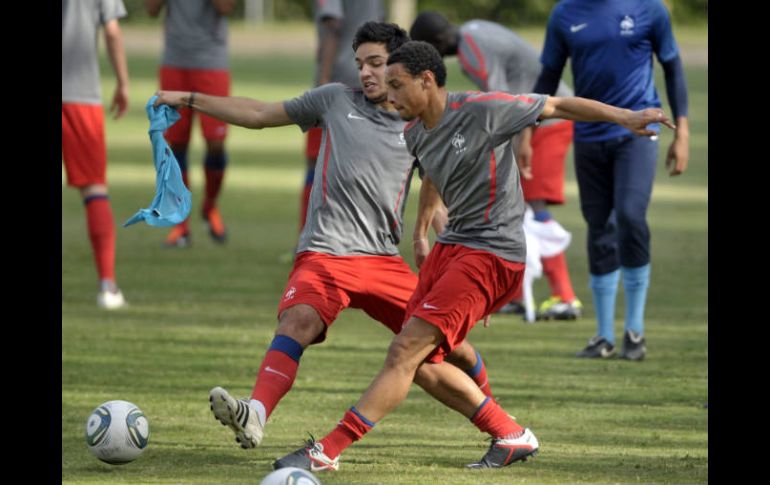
[259,467,321,485]
[85,400,150,464]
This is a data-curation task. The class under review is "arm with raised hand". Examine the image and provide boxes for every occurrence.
[153,91,293,129]
[539,96,676,135]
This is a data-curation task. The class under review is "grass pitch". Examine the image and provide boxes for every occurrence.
[62,23,708,485]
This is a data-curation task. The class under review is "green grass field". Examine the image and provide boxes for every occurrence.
[62,24,708,484]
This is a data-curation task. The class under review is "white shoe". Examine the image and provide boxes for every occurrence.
[467,428,539,468]
[209,386,264,448]
[97,289,126,310]
[273,439,340,472]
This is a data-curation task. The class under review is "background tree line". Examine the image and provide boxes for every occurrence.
[119,0,708,26]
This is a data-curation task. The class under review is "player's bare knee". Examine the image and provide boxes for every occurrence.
[413,363,438,388]
[383,337,421,376]
[276,304,324,347]
[80,184,108,199]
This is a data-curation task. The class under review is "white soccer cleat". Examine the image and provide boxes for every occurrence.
[209,386,264,448]
[273,439,340,472]
[467,427,539,468]
[97,289,126,310]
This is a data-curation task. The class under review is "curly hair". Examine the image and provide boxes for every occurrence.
[386,41,447,87]
[409,11,451,47]
[352,21,410,55]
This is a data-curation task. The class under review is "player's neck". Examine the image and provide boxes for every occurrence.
[375,98,396,112]
[421,89,448,130]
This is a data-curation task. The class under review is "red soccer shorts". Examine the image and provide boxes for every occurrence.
[277,251,418,344]
[520,120,573,204]
[406,243,525,363]
[159,66,230,145]
[305,127,323,161]
[62,103,107,188]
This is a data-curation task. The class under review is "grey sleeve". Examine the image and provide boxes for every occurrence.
[315,0,344,21]
[283,83,346,132]
[99,0,127,24]
[457,37,508,93]
[472,93,546,145]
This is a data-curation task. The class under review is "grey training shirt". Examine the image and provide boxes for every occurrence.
[161,0,229,70]
[284,83,414,256]
[404,92,547,262]
[62,0,127,104]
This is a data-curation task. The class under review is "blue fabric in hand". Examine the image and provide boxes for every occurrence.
[124,96,192,227]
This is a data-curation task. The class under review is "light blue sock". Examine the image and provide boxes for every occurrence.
[589,270,620,344]
[621,264,651,336]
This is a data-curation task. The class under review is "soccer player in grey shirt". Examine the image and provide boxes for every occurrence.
[145,0,236,247]
[62,0,129,310]
[154,22,495,451]
[273,41,674,472]
[410,11,582,320]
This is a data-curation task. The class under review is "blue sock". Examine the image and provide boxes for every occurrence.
[466,350,483,378]
[621,264,650,336]
[589,270,620,344]
[204,151,227,170]
[533,209,552,222]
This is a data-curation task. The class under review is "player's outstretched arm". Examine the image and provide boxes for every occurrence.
[540,96,676,136]
[154,91,293,129]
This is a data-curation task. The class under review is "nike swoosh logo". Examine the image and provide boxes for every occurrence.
[265,366,290,380]
[570,23,588,32]
[423,303,439,310]
[347,112,366,120]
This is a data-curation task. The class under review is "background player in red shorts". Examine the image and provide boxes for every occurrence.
[154,22,495,451]
[271,41,674,472]
[145,0,236,247]
[62,0,130,310]
[410,11,581,320]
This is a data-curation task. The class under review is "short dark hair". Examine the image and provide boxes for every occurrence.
[386,41,447,87]
[352,21,410,54]
[409,11,451,46]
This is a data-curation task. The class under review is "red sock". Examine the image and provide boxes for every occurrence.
[471,398,522,439]
[203,167,225,216]
[85,196,115,282]
[319,408,373,459]
[542,252,576,302]
[299,183,312,231]
[250,350,299,420]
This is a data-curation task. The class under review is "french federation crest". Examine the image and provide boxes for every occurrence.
[620,15,634,36]
[451,131,465,149]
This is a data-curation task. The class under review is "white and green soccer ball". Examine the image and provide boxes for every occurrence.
[85,400,149,464]
[260,467,321,485]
